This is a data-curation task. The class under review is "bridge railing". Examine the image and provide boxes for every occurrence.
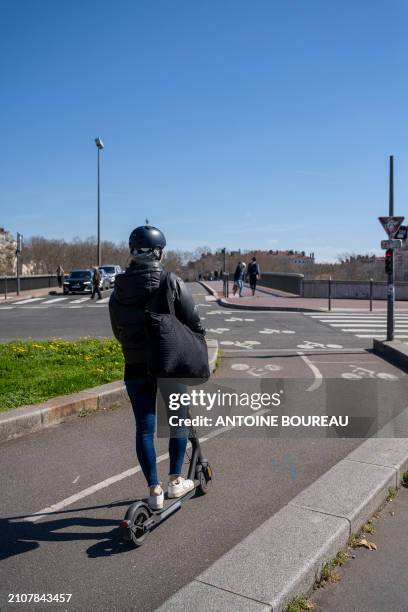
[0,274,58,296]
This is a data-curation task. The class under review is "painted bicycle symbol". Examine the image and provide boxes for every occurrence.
[220,340,261,349]
[225,317,255,322]
[341,365,398,381]
[231,363,282,377]
[297,340,343,350]
[259,329,295,335]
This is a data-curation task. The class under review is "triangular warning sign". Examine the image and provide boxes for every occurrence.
[378,216,405,237]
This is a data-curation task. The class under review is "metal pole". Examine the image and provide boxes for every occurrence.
[387,155,395,341]
[328,276,332,312]
[223,248,226,273]
[369,278,373,312]
[97,147,101,266]
[4,276,7,300]
[389,155,394,216]
[16,252,20,296]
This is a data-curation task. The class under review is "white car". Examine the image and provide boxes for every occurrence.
[98,265,122,287]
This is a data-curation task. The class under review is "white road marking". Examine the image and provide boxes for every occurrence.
[259,328,295,335]
[205,296,217,301]
[0,306,14,309]
[297,352,323,392]
[330,323,408,328]
[221,348,366,354]
[317,321,408,325]
[207,310,233,315]
[69,297,91,304]
[341,366,399,381]
[23,424,235,523]
[231,363,250,370]
[72,475,80,484]
[297,341,343,350]
[208,328,230,334]
[341,328,408,333]
[355,334,408,339]
[220,340,261,349]
[97,297,110,303]
[42,297,69,304]
[15,297,45,304]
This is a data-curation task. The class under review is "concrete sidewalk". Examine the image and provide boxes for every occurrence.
[312,486,408,612]
[156,433,408,612]
[1,285,59,302]
[202,280,408,312]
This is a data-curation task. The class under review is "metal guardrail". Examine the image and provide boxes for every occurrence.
[1,274,58,297]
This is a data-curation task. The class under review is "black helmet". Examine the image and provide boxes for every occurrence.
[129,225,166,253]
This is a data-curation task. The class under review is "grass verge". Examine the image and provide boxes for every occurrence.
[0,339,124,411]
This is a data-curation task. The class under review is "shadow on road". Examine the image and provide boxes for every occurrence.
[0,499,139,561]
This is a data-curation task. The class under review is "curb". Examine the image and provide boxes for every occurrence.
[0,339,219,445]
[156,412,408,612]
[373,339,408,372]
[198,281,320,313]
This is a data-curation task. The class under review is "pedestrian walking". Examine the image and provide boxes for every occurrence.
[91,267,102,299]
[246,257,261,296]
[56,265,64,289]
[233,262,246,297]
[109,226,206,510]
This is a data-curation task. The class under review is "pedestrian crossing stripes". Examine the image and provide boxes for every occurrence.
[304,311,408,341]
[0,296,110,310]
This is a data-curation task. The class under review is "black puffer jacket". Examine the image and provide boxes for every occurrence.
[109,256,204,367]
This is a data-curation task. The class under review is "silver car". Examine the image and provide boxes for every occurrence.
[98,265,123,287]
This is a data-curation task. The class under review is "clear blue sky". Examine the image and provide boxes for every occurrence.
[2,0,408,261]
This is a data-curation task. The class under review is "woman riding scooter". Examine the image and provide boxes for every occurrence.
[109,225,205,510]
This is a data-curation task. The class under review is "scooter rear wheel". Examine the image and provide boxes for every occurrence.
[122,502,151,547]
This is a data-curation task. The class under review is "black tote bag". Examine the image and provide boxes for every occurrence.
[145,273,210,382]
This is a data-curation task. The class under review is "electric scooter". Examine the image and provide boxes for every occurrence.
[120,422,213,548]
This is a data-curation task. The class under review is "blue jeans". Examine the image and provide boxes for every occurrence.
[237,279,244,296]
[125,378,189,487]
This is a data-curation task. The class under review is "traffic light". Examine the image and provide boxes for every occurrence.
[385,249,393,275]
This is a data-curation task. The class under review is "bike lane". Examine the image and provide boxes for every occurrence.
[1,286,406,612]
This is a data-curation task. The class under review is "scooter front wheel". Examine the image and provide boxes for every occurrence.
[196,463,213,496]
[121,502,151,547]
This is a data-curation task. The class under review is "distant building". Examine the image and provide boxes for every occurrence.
[395,250,408,281]
[0,226,16,274]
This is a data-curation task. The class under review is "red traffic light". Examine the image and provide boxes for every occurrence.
[385,249,393,275]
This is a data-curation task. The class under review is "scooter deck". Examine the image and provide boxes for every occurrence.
[155,487,197,513]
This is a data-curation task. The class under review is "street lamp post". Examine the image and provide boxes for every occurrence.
[95,137,104,266]
[16,232,23,296]
[387,155,395,341]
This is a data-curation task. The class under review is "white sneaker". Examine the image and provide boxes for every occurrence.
[167,477,195,498]
[148,487,164,510]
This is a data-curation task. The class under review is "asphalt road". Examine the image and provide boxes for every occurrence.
[0,290,114,341]
[0,283,407,611]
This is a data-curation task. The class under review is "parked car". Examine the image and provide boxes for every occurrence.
[98,264,122,288]
[63,269,110,294]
